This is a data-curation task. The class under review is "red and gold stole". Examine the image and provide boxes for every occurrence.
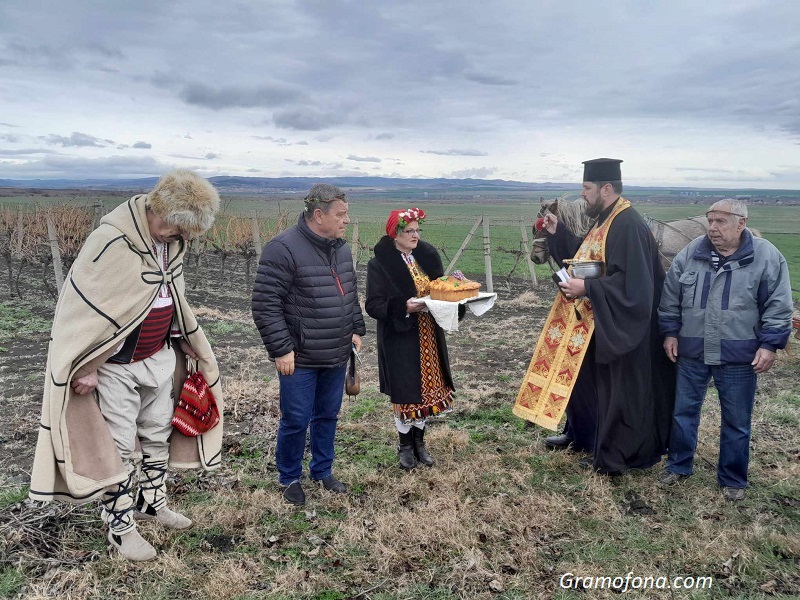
[513,198,631,430]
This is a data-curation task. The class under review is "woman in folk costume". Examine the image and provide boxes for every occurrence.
[29,170,223,561]
[365,208,460,470]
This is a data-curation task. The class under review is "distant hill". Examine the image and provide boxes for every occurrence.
[0,176,798,202]
[0,175,577,194]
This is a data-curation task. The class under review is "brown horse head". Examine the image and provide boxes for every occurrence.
[531,198,558,264]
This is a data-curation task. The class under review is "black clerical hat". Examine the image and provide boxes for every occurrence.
[582,158,623,182]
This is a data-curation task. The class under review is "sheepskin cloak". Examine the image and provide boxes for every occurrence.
[29,194,223,504]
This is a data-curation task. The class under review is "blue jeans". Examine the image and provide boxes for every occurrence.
[276,366,346,486]
[667,357,757,488]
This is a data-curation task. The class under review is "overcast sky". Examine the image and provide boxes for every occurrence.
[1,0,799,187]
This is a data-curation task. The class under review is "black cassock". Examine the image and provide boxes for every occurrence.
[547,199,675,474]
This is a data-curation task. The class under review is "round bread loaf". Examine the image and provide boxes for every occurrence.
[429,272,481,302]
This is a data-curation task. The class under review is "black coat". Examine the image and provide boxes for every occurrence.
[365,236,456,404]
[252,214,366,368]
[548,200,675,473]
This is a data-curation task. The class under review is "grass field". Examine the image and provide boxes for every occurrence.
[1,274,798,599]
[0,188,798,597]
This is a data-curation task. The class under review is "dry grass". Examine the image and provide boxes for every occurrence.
[2,289,799,599]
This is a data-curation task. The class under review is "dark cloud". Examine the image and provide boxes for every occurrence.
[0,154,173,179]
[273,107,346,131]
[254,135,287,143]
[82,42,124,59]
[168,153,219,160]
[253,135,308,146]
[347,155,381,163]
[132,141,152,149]
[0,148,60,156]
[465,72,518,86]
[179,82,304,110]
[422,149,488,156]
[1,40,124,72]
[42,132,113,147]
[1,2,798,184]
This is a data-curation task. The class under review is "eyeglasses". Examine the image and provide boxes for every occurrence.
[402,228,423,236]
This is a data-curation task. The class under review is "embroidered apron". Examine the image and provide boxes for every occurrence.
[513,199,631,430]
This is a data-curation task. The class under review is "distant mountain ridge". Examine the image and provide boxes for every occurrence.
[0,175,797,196]
[0,175,576,193]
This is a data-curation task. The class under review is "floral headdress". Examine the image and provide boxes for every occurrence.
[386,207,427,238]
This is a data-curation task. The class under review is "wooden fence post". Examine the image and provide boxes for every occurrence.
[350,221,359,267]
[519,221,538,287]
[15,207,24,257]
[445,217,482,275]
[251,216,262,253]
[482,215,493,293]
[93,201,104,230]
[45,213,64,293]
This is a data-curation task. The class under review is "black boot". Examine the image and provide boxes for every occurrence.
[412,427,435,467]
[398,430,417,470]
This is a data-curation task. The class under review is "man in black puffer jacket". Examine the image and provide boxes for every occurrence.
[252,184,366,506]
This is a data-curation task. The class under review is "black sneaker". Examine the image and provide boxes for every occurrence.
[281,481,305,506]
[658,469,689,486]
[317,475,348,493]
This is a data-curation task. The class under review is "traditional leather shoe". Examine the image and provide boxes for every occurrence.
[318,475,348,494]
[658,470,689,486]
[722,487,745,501]
[134,506,192,529]
[108,528,157,561]
[544,433,573,450]
[578,455,595,469]
[282,481,306,505]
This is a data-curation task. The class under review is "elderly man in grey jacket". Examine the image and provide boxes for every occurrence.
[657,199,793,501]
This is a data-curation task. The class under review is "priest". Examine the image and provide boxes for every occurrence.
[514,158,675,474]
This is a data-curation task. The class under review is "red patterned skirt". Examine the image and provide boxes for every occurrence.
[393,311,454,424]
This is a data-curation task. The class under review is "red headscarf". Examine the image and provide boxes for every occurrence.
[385,207,427,238]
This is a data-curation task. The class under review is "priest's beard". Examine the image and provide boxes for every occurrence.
[585,197,603,219]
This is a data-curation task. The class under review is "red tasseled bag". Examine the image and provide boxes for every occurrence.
[172,368,220,437]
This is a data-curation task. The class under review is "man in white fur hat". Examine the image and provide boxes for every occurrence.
[30,169,224,561]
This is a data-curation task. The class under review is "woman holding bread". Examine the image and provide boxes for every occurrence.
[366,208,461,470]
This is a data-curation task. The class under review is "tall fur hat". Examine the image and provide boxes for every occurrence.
[146,169,220,237]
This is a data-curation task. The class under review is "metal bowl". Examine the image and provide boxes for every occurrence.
[568,260,604,279]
